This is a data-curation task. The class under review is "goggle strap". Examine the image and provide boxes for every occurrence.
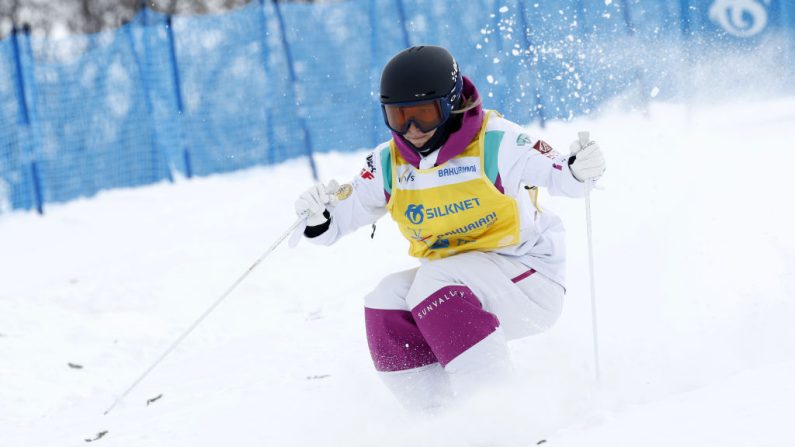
[450,95,481,114]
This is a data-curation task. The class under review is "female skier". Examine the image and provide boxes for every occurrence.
[293,45,606,410]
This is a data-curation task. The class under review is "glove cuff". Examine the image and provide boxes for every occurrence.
[568,154,584,183]
[304,210,331,238]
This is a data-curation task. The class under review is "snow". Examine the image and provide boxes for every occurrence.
[2,97,795,446]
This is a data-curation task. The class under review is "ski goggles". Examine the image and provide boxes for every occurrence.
[381,98,453,134]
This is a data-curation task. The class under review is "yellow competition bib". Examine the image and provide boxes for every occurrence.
[386,112,521,259]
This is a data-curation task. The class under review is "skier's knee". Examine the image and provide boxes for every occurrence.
[364,270,414,310]
[410,285,499,367]
[517,273,565,333]
[364,307,437,372]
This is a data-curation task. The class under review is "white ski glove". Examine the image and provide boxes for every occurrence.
[568,139,606,182]
[295,180,339,226]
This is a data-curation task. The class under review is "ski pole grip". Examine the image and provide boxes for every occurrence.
[578,131,590,150]
[577,131,592,189]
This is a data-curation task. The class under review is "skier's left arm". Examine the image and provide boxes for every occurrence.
[501,124,605,197]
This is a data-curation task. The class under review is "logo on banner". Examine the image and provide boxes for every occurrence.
[709,0,771,37]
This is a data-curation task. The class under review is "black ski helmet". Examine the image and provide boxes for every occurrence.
[379,45,463,109]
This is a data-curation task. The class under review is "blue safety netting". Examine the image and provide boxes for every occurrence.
[0,37,24,212]
[1,0,793,213]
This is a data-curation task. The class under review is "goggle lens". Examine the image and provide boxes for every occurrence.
[383,100,446,134]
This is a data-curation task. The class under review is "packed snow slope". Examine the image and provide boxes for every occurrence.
[1,98,794,447]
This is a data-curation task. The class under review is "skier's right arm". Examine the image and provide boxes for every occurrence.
[295,146,389,245]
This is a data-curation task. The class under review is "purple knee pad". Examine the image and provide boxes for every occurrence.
[364,308,437,372]
[412,285,500,367]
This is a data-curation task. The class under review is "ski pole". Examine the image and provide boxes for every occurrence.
[577,131,601,383]
[103,184,352,415]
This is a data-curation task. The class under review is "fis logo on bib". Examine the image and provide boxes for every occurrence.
[398,172,416,183]
[405,198,481,225]
[397,166,416,184]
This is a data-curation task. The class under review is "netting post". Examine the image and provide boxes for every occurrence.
[516,0,546,128]
[126,7,173,184]
[574,0,594,117]
[394,0,411,48]
[678,0,695,121]
[11,25,44,214]
[257,0,276,166]
[165,14,193,179]
[368,0,381,147]
[617,0,649,116]
[271,0,318,181]
[785,4,795,87]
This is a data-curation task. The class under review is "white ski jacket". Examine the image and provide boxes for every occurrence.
[304,113,588,288]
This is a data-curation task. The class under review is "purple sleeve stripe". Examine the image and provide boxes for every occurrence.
[511,268,536,283]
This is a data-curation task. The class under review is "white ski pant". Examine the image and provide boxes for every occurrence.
[363,251,564,410]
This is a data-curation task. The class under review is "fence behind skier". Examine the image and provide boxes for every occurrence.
[1,0,793,213]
